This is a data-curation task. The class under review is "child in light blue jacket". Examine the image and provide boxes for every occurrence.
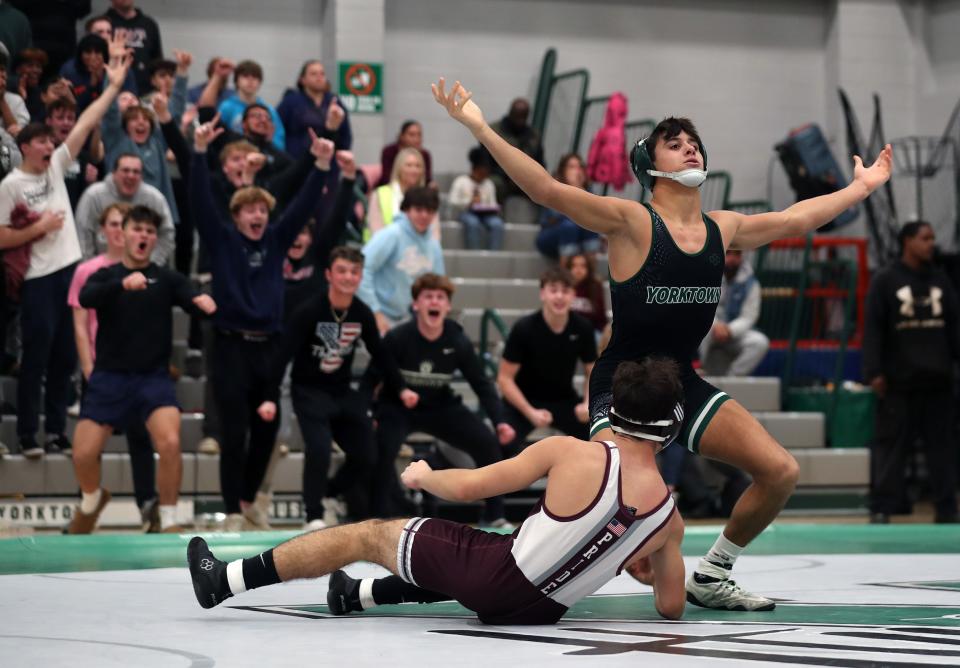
[358,187,445,330]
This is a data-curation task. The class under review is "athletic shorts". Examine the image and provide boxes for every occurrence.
[397,518,568,625]
[79,369,179,429]
[589,366,729,453]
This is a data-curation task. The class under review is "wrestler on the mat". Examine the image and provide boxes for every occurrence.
[428,78,892,611]
[188,358,686,625]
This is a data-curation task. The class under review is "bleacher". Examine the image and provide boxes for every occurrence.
[0,215,869,526]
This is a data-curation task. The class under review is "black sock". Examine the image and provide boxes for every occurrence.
[241,550,281,590]
[371,575,451,605]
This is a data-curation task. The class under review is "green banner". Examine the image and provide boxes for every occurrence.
[337,61,383,114]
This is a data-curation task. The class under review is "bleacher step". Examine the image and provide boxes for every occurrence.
[754,411,825,448]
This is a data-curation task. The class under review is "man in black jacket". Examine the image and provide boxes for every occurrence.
[863,221,959,524]
[261,246,414,530]
[363,273,516,527]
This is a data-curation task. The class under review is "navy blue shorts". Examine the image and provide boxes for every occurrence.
[79,369,179,429]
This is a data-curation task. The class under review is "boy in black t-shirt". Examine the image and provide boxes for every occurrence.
[498,267,596,453]
[363,273,516,526]
[260,246,414,529]
[69,205,216,534]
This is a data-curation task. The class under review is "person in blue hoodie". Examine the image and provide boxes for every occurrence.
[217,59,285,152]
[357,186,445,334]
[189,116,335,531]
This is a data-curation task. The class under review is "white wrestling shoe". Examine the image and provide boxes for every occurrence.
[685,561,775,612]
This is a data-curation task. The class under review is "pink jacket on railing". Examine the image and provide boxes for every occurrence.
[586,92,629,190]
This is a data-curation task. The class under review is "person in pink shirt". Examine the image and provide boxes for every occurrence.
[66,201,161,532]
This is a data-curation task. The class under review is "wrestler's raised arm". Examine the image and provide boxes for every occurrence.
[432,78,638,236]
[720,144,893,250]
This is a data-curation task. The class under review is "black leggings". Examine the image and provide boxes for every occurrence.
[373,402,505,522]
[211,332,281,513]
[291,384,376,521]
[872,389,958,517]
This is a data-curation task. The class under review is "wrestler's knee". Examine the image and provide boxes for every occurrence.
[758,447,799,492]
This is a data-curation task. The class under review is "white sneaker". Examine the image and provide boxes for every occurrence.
[223,513,245,532]
[67,400,80,418]
[322,497,346,527]
[685,562,775,611]
[302,518,327,533]
[242,503,271,530]
[198,437,220,455]
[253,491,272,519]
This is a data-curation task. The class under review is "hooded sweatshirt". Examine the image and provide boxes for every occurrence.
[356,212,445,321]
[586,91,629,190]
[863,260,960,391]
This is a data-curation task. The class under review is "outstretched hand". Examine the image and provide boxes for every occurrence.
[152,92,171,123]
[431,77,485,134]
[173,49,193,75]
[105,51,132,90]
[192,294,217,315]
[335,150,356,180]
[401,459,433,491]
[194,112,225,152]
[257,401,277,422]
[308,128,335,167]
[853,144,893,194]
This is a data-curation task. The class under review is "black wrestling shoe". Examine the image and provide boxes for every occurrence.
[327,570,363,615]
[46,433,71,456]
[187,537,233,609]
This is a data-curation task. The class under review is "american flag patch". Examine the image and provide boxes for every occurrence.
[607,518,627,537]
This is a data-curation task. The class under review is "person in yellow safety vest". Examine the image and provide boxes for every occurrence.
[365,146,438,241]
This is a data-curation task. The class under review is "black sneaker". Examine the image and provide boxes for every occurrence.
[326,570,363,615]
[187,537,233,609]
[20,436,43,460]
[184,350,204,379]
[869,512,890,524]
[45,434,71,456]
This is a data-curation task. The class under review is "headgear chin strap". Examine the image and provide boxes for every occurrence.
[646,168,708,188]
[608,403,684,452]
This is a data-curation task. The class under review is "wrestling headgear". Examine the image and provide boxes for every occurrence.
[630,136,708,190]
[608,402,684,452]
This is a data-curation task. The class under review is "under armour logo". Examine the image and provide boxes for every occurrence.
[896,285,943,318]
[200,558,215,571]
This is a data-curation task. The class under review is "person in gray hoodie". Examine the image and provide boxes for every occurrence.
[75,152,174,263]
[357,186,445,334]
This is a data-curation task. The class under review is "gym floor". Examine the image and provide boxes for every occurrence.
[1,523,958,667]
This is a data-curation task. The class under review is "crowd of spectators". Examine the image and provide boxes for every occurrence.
[3,0,901,533]
[0,1,607,533]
